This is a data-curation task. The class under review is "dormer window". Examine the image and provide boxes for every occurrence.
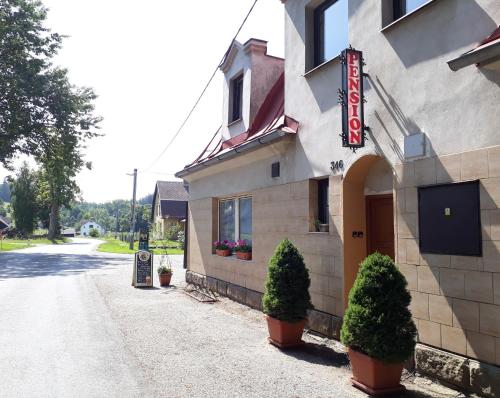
[229,73,243,123]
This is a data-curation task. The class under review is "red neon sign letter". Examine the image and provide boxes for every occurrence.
[347,51,362,145]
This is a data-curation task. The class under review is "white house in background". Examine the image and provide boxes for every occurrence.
[80,221,104,237]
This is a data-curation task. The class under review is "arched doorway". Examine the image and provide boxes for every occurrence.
[342,155,395,308]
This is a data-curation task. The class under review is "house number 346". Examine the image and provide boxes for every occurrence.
[331,160,344,172]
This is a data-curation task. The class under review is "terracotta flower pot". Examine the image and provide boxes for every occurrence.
[216,249,231,257]
[236,251,252,261]
[319,224,329,233]
[348,348,405,396]
[266,316,306,348]
[158,272,172,287]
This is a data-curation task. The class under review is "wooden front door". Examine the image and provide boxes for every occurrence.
[366,194,395,260]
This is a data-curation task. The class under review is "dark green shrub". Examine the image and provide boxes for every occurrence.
[340,253,417,363]
[262,239,313,322]
[165,224,181,241]
[89,228,99,238]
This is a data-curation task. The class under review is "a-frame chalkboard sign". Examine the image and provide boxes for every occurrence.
[132,250,153,287]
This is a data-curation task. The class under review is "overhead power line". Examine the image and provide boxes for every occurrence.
[141,0,259,174]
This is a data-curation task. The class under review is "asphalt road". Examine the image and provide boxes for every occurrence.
[0,239,457,398]
[0,238,148,397]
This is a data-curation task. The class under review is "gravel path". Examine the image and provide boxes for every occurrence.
[0,239,462,398]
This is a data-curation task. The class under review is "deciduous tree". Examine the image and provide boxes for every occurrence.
[9,162,38,236]
[36,68,101,240]
[0,0,63,166]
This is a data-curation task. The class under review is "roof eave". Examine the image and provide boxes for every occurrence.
[448,39,500,71]
[175,129,294,178]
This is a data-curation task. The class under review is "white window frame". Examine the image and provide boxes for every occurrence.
[218,196,252,242]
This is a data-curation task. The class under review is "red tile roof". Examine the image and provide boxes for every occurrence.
[183,72,298,171]
[478,25,500,47]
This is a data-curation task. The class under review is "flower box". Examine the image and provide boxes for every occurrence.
[216,249,232,257]
[236,251,252,261]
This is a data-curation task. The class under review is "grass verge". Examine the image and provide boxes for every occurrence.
[0,237,66,252]
[97,239,183,255]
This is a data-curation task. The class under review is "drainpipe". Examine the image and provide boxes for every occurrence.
[183,201,188,270]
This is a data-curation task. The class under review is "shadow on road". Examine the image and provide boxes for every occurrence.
[0,252,129,280]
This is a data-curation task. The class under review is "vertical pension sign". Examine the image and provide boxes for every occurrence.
[339,47,367,151]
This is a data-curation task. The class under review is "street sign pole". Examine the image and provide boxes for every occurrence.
[128,169,137,250]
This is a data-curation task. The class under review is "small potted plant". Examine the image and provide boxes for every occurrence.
[262,239,313,348]
[341,252,417,396]
[214,240,233,256]
[157,264,173,287]
[315,219,329,232]
[234,240,252,260]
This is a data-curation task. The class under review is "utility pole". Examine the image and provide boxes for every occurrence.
[128,168,138,250]
[115,210,119,240]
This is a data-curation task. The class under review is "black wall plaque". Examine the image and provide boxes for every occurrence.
[418,180,482,256]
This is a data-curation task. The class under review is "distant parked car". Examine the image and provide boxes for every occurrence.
[60,227,76,237]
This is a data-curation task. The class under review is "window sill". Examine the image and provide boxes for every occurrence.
[227,118,242,128]
[212,254,253,262]
[381,0,437,33]
[303,54,341,78]
[308,231,329,235]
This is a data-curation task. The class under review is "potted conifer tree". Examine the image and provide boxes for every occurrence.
[262,239,312,348]
[341,253,417,396]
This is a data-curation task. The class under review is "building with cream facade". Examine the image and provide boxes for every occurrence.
[177,1,500,393]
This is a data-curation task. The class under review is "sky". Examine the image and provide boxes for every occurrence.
[0,0,284,203]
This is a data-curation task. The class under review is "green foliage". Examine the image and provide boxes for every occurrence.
[0,0,63,166]
[134,203,151,232]
[0,198,6,217]
[35,67,102,240]
[165,224,182,241]
[58,196,152,233]
[177,230,185,249]
[9,163,39,237]
[0,1,102,239]
[97,238,183,255]
[0,181,11,202]
[157,264,172,275]
[262,239,313,322]
[340,253,417,363]
[88,228,99,238]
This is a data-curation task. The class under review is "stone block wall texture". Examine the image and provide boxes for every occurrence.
[187,175,344,318]
[395,145,500,367]
[187,145,500,372]
[185,270,342,339]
